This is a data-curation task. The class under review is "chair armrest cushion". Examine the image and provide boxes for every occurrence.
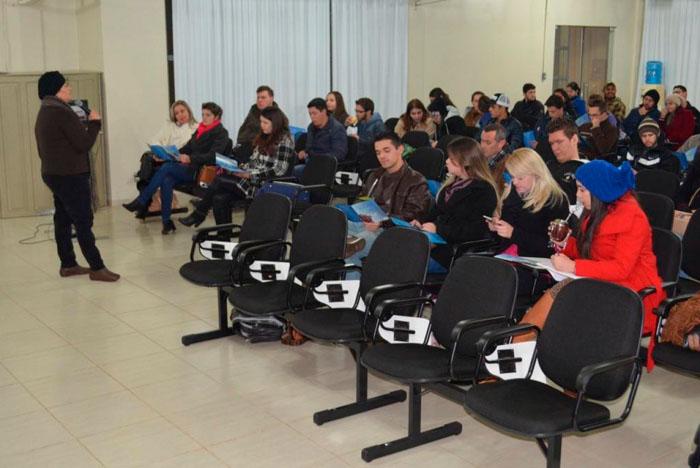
[575,355,638,393]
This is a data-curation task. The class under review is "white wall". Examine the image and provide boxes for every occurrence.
[76,0,102,72]
[407,0,644,113]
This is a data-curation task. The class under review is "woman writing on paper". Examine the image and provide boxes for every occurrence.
[518,160,665,340]
[178,106,294,227]
[411,137,498,272]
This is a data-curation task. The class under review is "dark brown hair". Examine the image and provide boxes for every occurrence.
[576,193,611,259]
[546,117,578,138]
[587,94,608,113]
[327,91,348,123]
[253,106,290,155]
[202,102,223,119]
[400,98,429,130]
[256,85,274,96]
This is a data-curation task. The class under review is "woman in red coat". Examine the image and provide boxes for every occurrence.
[660,94,696,150]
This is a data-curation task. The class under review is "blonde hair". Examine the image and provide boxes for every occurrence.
[443,137,500,206]
[504,148,567,212]
[169,100,197,125]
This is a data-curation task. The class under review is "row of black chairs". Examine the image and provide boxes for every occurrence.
[176,199,698,466]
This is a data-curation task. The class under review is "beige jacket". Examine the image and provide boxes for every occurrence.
[393,117,436,139]
[149,120,198,149]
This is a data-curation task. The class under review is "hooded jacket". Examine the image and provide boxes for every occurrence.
[626,143,680,175]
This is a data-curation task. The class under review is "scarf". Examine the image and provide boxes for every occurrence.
[195,119,221,139]
[444,177,472,202]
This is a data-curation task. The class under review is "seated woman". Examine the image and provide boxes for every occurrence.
[123,102,230,234]
[626,117,680,175]
[136,100,198,208]
[178,106,294,227]
[488,148,569,293]
[660,94,696,151]
[518,160,665,341]
[464,91,485,127]
[326,91,349,127]
[411,137,498,272]
[393,99,436,140]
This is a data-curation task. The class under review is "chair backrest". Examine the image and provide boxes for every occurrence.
[637,191,674,230]
[651,227,682,287]
[436,134,463,155]
[407,147,445,181]
[402,131,431,149]
[346,136,359,163]
[538,279,643,400]
[300,154,338,204]
[445,116,469,136]
[635,170,680,200]
[290,205,347,270]
[295,132,307,153]
[431,256,517,354]
[360,228,430,299]
[682,209,700,280]
[384,117,399,132]
[239,193,292,244]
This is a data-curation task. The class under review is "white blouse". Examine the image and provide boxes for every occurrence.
[149,120,198,149]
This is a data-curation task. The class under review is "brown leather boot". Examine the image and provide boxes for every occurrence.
[59,265,91,277]
[89,268,120,282]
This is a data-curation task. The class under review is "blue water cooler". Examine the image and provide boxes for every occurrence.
[640,60,665,110]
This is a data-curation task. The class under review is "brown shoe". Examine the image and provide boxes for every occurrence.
[59,265,91,277]
[89,268,120,282]
[344,235,366,259]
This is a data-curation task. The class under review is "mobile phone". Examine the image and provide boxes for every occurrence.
[260,263,277,280]
[326,283,345,303]
[394,320,410,342]
[483,215,493,222]
[497,349,517,374]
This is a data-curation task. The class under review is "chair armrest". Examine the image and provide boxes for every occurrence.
[369,295,434,342]
[637,286,657,299]
[573,356,642,432]
[364,282,426,312]
[189,223,242,261]
[450,238,498,267]
[473,324,541,380]
[449,316,513,380]
[655,293,695,318]
[286,258,345,310]
[236,240,291,280]
[303,264,363,309]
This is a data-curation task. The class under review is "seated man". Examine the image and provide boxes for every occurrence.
[346,131,431,263]
[511,83,544,132]
[351,97,386,151]
[479,123,510,193]
[603,82,627,124]
[233,85,284,163]
[531,95,569,164]
[294,97,347,178]
[578,94,619,162]
[623,89,661,142]
[673,84,700,134]
[626,118,680,175]
[485,94,523,150]
[546,118,586,204]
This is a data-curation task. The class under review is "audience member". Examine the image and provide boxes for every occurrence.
[394,98,436,139]
[546,118,586,204]
[412,136,498,271]
[326,91,349,127]
[464,90,485,127]
[428,97,450,140]
[603,82,627,124]
[351,97,386,147]
[35,70,120,282]
[123,102,230,234]
[626,118,680,175]
[531,94,568,163]
[486,94,523,150]
[511,83,544,132]
[673,84,700,134]
[578,94,619,161]
[178,107,295,227]
[479,123,510,193]
[553,87,577,121]
[565,81,586,118]
[233,86,282,163]
[623,89,661,139]
[294,97,347,178]
[660,94,695,150]
[477,94,493,128]
[518,160,665,340]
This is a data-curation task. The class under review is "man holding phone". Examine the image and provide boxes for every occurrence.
[34,71,119,282]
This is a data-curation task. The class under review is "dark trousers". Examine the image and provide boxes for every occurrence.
[42,173,105,271]
[194,175,246,225]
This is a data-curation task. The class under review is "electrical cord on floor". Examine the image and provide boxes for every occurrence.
[18,222,55,245]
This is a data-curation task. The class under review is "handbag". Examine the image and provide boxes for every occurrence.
[197,165,218,188]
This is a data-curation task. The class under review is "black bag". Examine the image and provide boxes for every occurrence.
[231,311,285,343]
[136,152,157,189]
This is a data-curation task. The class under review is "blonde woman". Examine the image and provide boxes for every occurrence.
[488,147,569,257]
[149,100,198,149]
[411,136,498,271]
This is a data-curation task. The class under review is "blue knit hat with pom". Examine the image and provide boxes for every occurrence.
[575,160,635,203]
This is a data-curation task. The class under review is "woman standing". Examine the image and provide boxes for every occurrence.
[393,98,436,139]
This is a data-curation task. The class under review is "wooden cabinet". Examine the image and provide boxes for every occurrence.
[0,72,109,218]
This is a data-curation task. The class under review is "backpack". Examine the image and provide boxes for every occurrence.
[231,311,285,343]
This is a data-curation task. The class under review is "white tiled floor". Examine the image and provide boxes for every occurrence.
[0,205,698,467]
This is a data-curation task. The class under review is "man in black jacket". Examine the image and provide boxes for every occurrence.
[673,85,700,134]
[34,71,119,282]
[546,118,586,204]
[233,86,282,162]
[511,83,544,132]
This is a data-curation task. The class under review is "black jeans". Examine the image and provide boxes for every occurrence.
[195,175,246,225]
[42,173,105,271]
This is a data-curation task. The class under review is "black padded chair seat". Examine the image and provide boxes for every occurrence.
[228,280,313,315]
[464,379,610,437]
[179,260,233,287]
[292,308,367,343]
[652,343,700,374]
[361,343,477,383]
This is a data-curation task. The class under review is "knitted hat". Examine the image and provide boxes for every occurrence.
[575,160,635,203]
[643,89,660,105]
[38,71,66,99]
[665,94,682,107]
[638,117,660,136]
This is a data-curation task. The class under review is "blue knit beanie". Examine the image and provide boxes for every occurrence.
[575,160,635,203]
